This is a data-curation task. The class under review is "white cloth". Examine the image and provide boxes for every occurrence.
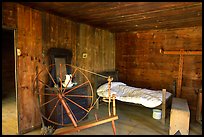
[97,82,172,108]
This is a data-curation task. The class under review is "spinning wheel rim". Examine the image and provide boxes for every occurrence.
[33,64,94,127]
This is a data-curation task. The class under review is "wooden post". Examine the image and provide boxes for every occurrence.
[196,89,202,124]
[176,49,184,97]
[111,93,116,135]
[107,76,116,135]
[112,94,116,116]
[161,89,166,125]
[107,76,113,116]
[160,49,202,98]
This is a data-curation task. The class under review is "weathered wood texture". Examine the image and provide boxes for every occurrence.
[25,102,202,135]
[75,24,115,94]
[16,4,43,134]
[41,12,76,66]
[20,2,202,32]
[2,2,17,29]
[41,12,115,99]
[169,98,190,135]
[2,2,115,134]
[196,89,202,124]
[115,26,202,114]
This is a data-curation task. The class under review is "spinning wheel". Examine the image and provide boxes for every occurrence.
[33,64,94,127]
[33,63,118,135]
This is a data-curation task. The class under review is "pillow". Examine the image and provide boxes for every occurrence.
[97,82,126,93]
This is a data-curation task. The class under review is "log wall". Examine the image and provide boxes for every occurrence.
[2,2,115,134]
[115,26,202,114]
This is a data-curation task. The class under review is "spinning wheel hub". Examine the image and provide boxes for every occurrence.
[57,93,63,100]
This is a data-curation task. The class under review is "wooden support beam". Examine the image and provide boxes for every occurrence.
[176,50,184,97]
[160,49,202,55]
[160,48,202,98]
[196,89,202,124]
[161,89,166,125]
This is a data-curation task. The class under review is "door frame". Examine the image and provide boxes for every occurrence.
[2,26,19,134]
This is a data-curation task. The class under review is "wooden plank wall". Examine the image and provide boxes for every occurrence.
[41,12,76,65]
[115,26,202,114]
[2,2,17,29]
[75,24,115,93]
[2,2,115,134]
[42,12,115,102]
[16,4,43,134]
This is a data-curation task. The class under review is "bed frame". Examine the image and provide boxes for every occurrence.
[94,71,172,125]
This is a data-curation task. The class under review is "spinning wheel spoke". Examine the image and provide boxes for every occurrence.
[45,67,60,93]
[61,103,64,125]
[38,79,53,90]
[71,68,78,78]
[35,92,57,96]
[40,96,58,107]
[65,94,92,98]
[59,64,63,92]
[64,96,89,113]
[62,68,78,93]
[64,81,89,96]
[48,99,60,120]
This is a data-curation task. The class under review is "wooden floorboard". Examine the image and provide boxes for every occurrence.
[2,91,18,135]
[3,97,202,135]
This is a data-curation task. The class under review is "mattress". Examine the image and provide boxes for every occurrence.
[97,82,172,108]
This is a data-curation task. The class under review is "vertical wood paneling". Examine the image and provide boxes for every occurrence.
[115,26,202,114]
[17,4,42,134]
[76,23,115,92]
[42,13,75,63]
[3,3,115,133]
[71,22,77,66]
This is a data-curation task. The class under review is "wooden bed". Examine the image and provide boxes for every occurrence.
[94,71,173,124]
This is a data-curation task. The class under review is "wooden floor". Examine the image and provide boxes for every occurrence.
[23,101,202,135]
[2,91,18,135]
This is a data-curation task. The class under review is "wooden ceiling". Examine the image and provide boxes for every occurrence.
[20,2,202,33]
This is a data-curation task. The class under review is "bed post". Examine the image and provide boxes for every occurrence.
[111,93,116,135]
[162,89,166,125]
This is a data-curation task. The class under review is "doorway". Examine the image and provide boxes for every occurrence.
[2,28,19,135]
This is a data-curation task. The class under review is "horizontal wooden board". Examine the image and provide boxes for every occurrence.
[20,2,202,32]
[115,26,202,116]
